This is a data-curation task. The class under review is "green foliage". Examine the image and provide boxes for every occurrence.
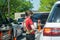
[0,0,6,6]
[39,0,57,12]
[0,0,33,18]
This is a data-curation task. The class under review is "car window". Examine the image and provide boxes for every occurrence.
[32,13,49,24]
[41,13,49,24]
[18,18,25,22]
[47,4,60,23]
[32,13,41,22]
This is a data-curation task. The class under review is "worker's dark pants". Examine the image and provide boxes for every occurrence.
[26,34,35,40]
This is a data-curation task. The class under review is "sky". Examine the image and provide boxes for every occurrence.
[30,0,40,10]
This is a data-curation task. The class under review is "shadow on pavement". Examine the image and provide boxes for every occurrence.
[17,33,26,40]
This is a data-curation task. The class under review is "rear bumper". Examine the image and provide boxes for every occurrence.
[39,32,60,40]
[51,37,60,40]
[39,32,52,40]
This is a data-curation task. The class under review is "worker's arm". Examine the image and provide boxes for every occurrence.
[29,19,36,30]
[31,24,36,30]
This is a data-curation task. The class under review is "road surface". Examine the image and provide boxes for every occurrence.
[17,32,41,40]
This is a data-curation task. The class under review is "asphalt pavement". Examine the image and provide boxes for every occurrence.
[17,33,26,40]
[17,31,41,40]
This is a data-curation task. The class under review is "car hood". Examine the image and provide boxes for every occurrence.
[44,22,60,28]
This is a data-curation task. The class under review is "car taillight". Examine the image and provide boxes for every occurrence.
[43,28,51,36]
[43,27,60,36]
[0,31,3,40]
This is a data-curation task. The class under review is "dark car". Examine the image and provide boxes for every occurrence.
[17,12,49,29]
[18,18,25,24]
[32,12,49,28]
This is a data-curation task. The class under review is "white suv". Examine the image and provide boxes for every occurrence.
[39,1,60,40]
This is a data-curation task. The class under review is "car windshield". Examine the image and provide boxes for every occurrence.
[32,13,49,24]
[32,13,41,22]
[47,4,60,23]
[18,18,25,22]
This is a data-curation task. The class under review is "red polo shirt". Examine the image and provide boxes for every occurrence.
[25,17,35,34]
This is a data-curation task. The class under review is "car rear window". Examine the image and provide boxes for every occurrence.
[18,18,25,22]
[32,13,49,24]
[47,4,60,23]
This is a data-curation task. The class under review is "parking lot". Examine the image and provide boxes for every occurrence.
[0,0,60,40]
[17,31,41,40]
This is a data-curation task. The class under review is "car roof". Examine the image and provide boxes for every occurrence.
[33,12,49,14]
[55,1,60,4]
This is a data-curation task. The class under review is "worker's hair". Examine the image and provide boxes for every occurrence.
[25,10,33,16]
[25,10,33,21]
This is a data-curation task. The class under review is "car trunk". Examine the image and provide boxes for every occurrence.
[44,23,60,40]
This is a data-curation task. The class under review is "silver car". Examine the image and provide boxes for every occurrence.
[12,23,23,37]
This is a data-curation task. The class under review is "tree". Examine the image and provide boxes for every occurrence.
[39,0,57,12]
[0,0,33,18]
[10,0,33,18]
[10,0,33,12]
